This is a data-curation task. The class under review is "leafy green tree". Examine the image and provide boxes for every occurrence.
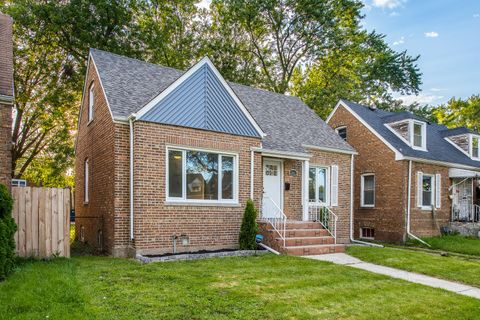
[0,184,16,280]
[432,95,480,130]
[239,199,258,250]
[291,31,421,119]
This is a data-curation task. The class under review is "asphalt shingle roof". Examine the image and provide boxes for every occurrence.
[340,99,480,169]
[90,49,354,154]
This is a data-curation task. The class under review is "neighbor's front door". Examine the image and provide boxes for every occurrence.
[262,159,283,218]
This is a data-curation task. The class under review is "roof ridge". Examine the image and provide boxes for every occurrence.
[90,48,184,74]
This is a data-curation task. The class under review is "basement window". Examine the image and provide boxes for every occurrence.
[167,148,238,204]
[360,227,375,240]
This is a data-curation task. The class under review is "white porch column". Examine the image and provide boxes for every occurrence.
[302,160,310,221]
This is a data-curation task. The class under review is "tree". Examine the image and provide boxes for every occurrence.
[239,199,258,250]
[291,30,421,119]
[432,95,480,130]
[0,184,16,280]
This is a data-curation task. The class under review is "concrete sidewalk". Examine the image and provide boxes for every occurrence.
[305,253,480,300]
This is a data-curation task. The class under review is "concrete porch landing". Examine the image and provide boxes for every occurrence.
[305,253,480,300]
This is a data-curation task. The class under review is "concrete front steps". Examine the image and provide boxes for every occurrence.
[259,220,345,256]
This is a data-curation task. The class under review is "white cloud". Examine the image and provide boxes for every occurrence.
[400,94,444,105]
[392,36,405,46]
[424,31,439,38]
[389,11,400,16]
[430,87,447,92]
[474,13,480,18]
[371,0,406,9]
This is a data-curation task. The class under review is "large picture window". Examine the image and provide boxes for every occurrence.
[167,148,237,203]
[309,167,329,205]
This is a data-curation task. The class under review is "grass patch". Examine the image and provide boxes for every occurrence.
[348,246,480,288]
[408,235,480,256]
[1,254,480,319]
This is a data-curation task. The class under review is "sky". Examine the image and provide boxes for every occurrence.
[198,0,479,106]
[363,0,480,106]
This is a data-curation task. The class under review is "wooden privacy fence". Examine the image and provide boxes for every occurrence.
[12,187,71,258]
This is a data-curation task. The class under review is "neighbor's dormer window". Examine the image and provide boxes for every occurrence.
[88,82,94,122]
[412,121,424,148]
[472,135,479,159]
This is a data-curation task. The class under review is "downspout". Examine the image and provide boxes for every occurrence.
[250,150,254,200]
[349,154,383,247]
[128,113,137,240]
[406,160,430,247]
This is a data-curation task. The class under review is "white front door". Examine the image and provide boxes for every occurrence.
[263,159,283,218]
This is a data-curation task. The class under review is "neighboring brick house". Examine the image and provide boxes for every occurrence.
[328,100,480,243]
[75,49,356,257]
[0,13,14,188]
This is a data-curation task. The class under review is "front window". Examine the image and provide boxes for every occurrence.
[361,174,375,207]
[422,175,433,207]
[309,167,328,204]
[167,148,237,202]
[472,136,479,159]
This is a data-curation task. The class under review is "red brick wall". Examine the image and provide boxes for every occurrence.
[129,121,262,255]
[329,105,408,242]
[74,60,115,253]
[0,13,13,188]
[329,104,456,242]
[410,162,451,237]
[282,159,303,221]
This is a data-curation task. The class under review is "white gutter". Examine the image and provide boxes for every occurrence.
[349,154,383,247]
[406,160,430,247]
[400,156,480,171]
[128,113,137,240]
[250,147,311,161]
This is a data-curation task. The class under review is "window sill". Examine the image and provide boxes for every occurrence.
[360,205,375,209]
[420,206,433,211]
[164,201,241,207]
[83,202,89,206]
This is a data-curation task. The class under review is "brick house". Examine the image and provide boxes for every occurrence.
[328,100,480,242]
[0,13,14,188]
[75,49,356,257]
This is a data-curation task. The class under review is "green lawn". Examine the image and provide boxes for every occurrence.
[348,246,480,288]
[1,255,480,319]
[409,235,480,256]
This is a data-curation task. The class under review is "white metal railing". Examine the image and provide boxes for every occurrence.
[451,201,480,223]
[308,202,338,244]
[261,196,287,247]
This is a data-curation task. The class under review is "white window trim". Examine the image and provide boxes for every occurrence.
[411,120,427,151]
[469,134,480,161]
[385,119,427,152]
[360,173,375,208]
[335,126,347,140]
[84,159,89,204]
[360,227,375,240]
[165,146,239,205]
[88,83,94,123]
[309,166,330,206]
[419,173,435,210]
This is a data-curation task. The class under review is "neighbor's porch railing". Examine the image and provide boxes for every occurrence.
[451,201,480,223]
[308,202,338,244]
[261,196,287,248]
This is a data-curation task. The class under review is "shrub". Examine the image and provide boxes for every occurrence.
[0,184,17,280]
[239,199,258,250]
